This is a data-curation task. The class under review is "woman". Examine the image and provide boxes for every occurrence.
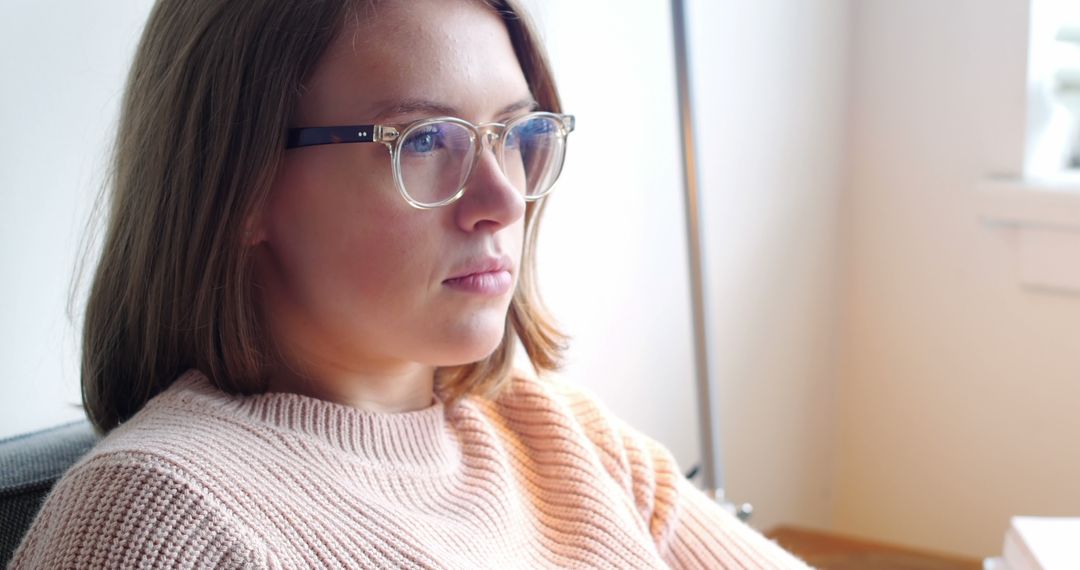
[12,0,810,568]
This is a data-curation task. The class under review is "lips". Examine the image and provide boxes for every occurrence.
[443,255,514,295]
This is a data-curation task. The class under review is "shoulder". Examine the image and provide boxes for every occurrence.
[74,371,271,478]
[11,448,267,568]
[494,369,622,440]
[490,370,658,493]
[504,369,660,443]
[493,371,691,545]
[498,368,616,421]
[11,373,274,567]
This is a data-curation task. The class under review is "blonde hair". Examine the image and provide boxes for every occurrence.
[82,0,566,434]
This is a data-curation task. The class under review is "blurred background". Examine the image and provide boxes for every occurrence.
[2,0,1079,562]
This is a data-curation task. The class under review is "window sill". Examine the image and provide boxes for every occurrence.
[976,177,1080,294]
[976,177,1080,228]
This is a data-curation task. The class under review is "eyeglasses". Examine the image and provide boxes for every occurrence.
[285,111,576,209]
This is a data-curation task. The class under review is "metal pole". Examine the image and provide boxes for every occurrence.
[670,0,726,499]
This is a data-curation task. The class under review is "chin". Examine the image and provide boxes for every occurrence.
[428,316,508,366]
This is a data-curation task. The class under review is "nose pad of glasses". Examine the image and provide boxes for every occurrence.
[480,130,499,151]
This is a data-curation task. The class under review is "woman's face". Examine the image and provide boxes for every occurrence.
[252,0,531,382]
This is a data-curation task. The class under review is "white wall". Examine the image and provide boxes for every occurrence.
[685,0,849,532]
[835,0,1080,558]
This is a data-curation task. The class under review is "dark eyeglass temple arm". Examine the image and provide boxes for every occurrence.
[286,125,377,149]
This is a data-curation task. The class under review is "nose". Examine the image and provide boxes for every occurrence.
[453,147,526,233]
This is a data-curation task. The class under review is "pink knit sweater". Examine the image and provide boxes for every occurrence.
[12,370,809,569]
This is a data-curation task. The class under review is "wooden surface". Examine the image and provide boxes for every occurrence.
[765,526,983,570]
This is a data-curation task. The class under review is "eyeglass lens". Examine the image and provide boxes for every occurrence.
[397,115,566,206]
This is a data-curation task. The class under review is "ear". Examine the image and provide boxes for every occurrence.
[242,208,269,247]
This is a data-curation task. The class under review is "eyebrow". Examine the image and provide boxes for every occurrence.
[371,97,538,122]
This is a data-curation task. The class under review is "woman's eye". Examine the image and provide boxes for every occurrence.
[402,127,442,154]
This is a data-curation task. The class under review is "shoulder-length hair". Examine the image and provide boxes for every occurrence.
[82,0,566,434]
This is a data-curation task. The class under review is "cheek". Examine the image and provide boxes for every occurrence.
[263,151,435,309]
[268,155,358,278]
[268,148,398,253]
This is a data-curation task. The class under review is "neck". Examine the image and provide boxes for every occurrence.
[265,360,437,414]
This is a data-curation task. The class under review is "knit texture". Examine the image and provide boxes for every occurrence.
[10,370,810,569]
[0,420,100,565]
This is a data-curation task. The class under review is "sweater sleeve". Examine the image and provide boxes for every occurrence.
[548,377,811,569]
[611,416,812,569]
[10,451,266,569]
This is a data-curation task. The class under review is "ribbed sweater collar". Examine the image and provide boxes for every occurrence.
[163,370,459,473]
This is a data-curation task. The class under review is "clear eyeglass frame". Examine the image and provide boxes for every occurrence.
[285,111,576,210]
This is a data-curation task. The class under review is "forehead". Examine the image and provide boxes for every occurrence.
[293,0,532,125]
